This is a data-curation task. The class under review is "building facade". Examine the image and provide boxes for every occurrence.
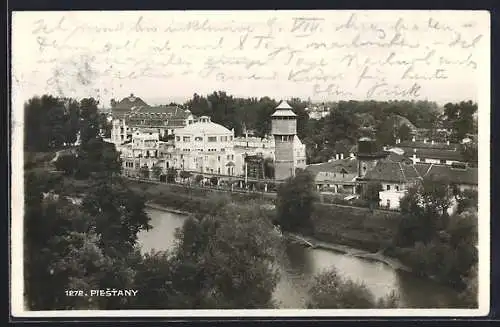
[110,94,195,147]
[165,116,236,176]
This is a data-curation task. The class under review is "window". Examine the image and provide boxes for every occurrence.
[386,185,390,190]
[176,136,180,141]
[227,155,230,160]
[183,136,190,142]
[195,136,203,141]
[386,199,391,208]
[395,185,399,191]
[218,156,220,162]
[218,168,221,174]
[208,136,217,142]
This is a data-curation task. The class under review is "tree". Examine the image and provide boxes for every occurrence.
[459,263,478,308]
[397,124,412,142]
[161,203,282,309]
[276,170,317,233]
[81,178,152,257]
[195,174,204,184]
[54,153,78,176]
[307,269,400,309]
[364,182,382,209]
[263,158,275,179]
[24,95,78,151]
[79,97,100,144]
[180,171,192,182]
[166,168,177,183]
[461,143,478,166]
[75,139,122,179]
[151,165,163,180]
[443,101,477,142]
[139,165,150,179]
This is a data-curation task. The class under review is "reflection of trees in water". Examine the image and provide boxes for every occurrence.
[395,270,461,308]
[282,242,316,279]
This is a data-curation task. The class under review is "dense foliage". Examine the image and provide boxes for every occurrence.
[393,177,478,296]
[307,269,400,309]
[276,170,317,233]
[132,203,282,309]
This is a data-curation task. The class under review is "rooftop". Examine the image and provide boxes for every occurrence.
[305,158,359,177]
[177,116,233,135]
[271,100,297,117]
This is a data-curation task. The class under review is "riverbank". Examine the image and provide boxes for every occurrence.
[143,200,409,272]
[144,202,190,216]
[285,233,411,272]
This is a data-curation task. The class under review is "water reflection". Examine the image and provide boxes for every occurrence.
[139,208,461,309]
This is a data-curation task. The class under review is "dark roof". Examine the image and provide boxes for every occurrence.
[398,140,458,151]
[385,152,413,164]
[363,160,477,185]
[305,158,358,177]
[363,161,422,183]
[128,106,191,119]
[426,165,478,185]
[113,94,149,109]
[414,148,464,161]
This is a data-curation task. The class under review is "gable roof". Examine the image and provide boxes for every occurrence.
[363,161,422,183]
[305,158,358,177]
[113,94,149,109]
[425,165,478,185]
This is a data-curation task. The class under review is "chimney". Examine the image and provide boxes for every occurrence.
[412,136,416,142]
[423,139,427,144]
[340,153,344,160]
[431,140,435,145]
[336,153,339,160]
[447,140,450,145]
[396,138,401,144]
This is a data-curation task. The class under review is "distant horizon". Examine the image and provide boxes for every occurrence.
[21,92,476,109]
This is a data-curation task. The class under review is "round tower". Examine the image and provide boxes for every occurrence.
[271,100,297,181]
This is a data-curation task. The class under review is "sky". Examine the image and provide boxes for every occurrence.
[12,10,489,107]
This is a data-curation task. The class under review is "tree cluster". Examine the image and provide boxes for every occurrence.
[394,177,478,298]
[307,268,400,309]
[276,170,317,233]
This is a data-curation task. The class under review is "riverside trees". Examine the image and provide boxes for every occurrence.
[276,170,317,233]
[393,176,478,300]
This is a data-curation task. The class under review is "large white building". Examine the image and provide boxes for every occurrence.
[120,102,307,180]
[167,116,237,176]
[110,94,195,146]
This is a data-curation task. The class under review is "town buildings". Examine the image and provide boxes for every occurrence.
[110,94,195,146]
[116,98,307,181]
[305,137,478,210]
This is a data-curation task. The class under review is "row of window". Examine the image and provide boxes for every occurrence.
[176,136,233,142]
[275,135,294,142]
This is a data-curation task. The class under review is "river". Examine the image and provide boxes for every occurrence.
[137,208,462,309]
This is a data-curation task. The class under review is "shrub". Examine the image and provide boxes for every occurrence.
[54,154,78,176]
[307,268,400,309]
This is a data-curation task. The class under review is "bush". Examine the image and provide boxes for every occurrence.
[54,154,78,176]
[307,268,400,309]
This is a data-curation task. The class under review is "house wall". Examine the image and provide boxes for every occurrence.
[379,189,407,209]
